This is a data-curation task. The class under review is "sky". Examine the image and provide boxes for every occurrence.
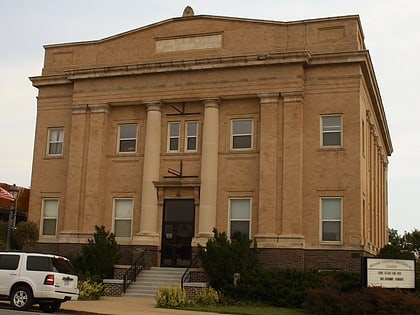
[0,1,419,234]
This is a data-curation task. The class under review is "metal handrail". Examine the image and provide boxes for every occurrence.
[181,255,200,289]
[123,250,146,293]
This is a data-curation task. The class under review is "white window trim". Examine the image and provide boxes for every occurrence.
[41,198,59,237]
[320,115,343,148]
[231,119,254,151]
[185,121,198,152]
[167,122,180,153]
[118,124,138,154]
[112,198,133,238]
[47,127,64,156]
[320,197,343,243]
[228,197,252,239]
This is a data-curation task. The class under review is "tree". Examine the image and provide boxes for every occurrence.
[377,228,418,259]
[12,221,39,249]
[75,225,120,280]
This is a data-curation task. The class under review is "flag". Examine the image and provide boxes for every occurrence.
[0,187,15,201]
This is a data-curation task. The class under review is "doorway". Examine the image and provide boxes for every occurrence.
[161,199,195,267]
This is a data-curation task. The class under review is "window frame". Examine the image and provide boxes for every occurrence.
[185,121,198,152]
[231,119,253,151]
[41,198,59,236]
[118,124,138,154]
[47,127,64,156]
[321,115,343,147]
[113,198,133,238]
[320,197,343,243]
[167,122,181,153]
[228,198,252,239]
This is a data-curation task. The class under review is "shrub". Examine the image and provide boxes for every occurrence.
[305,282,420,315]
[12,221,39,249]
[78,279,104,300]
[75,225,119,280]
[155,286,188,308]
[194,287,220,305]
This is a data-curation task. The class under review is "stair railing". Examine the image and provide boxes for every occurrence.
[181,255,200,289]
[123,250,146,293]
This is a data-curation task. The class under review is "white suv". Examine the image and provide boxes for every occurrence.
[0,252,79,313]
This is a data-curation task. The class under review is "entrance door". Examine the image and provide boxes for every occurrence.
[161,199,195,267]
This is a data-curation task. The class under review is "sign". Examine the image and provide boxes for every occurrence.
[364,258,416,289]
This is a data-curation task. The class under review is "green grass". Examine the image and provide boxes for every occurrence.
[181,304,308,315]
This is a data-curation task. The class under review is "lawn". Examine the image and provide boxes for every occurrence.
[182,304,308,315]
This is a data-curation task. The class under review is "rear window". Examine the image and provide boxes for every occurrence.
[0,254,20,270]
[52,257,76,275]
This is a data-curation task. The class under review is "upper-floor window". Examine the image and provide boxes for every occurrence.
[47,128,64,156]
[321,115,342,147]
[229,198,251,239]
[118,124,137,153]
[231,119,253,150]
[185,121,198,152]
[168,122,180,152]
[113,199,133,238]
[41,198,59,236]
[320,197,342,242]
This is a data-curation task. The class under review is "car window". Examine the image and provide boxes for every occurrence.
[0,254,20,270]
[27,256,53,271]
[52,257,76,275]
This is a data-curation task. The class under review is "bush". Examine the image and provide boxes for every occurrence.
[198,229,258,292]
[194,287,220,305]
[155,286,188,308]
[75,225,119,280]
[78,279,104,300]
[305,281,420,315]
[12,221,39,249]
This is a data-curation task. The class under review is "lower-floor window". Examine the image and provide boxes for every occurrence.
[321,197,342,242]
[229,198,251,239]
[42,199,59,236]
[113,199,133,237]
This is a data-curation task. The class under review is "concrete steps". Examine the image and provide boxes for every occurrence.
[123,267,186,298]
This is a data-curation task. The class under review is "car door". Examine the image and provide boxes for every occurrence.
[0,254,21,295]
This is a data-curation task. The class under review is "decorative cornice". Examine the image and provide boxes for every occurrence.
[258,93,280,104]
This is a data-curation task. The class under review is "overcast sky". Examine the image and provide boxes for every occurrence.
[0,1,418,234]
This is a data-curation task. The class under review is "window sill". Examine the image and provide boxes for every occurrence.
[317,147,345,152]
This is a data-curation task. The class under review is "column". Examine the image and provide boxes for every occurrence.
[279,91,305,248]
[137,101,162,246]
[61,105,89,242]
[194,98,220,246]
[255,93,280,246]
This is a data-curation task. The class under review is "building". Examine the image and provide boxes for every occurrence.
[29,7,392,271]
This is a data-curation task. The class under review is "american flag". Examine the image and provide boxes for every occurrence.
[0,187,15,201]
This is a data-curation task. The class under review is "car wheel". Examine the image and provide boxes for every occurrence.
[39,301,62,313]
[10,285,34,311]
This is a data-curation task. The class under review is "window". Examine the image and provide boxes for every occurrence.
[118,124,137,153]
[47,128,64,156]
[42,199,59,236]
[321,115,342,146]
[321,198,342,242]
[168,122,180,152]
[185,121,198,152]
[27,256,53,272]
[232,119,253,150]
[0,254,20,270]
[229,198,251,238]
[113,199,133,238]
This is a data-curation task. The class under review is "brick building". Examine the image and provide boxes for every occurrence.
[29,8,392,271]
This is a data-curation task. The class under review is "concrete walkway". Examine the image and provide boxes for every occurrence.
[61,297,221,315]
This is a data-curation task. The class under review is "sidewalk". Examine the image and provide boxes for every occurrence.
[61,297,222,315]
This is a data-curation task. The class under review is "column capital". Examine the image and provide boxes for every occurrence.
[201,98,220,109]
[258,93,280,104]
[281,91,304,103]
[143,101,162,112]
